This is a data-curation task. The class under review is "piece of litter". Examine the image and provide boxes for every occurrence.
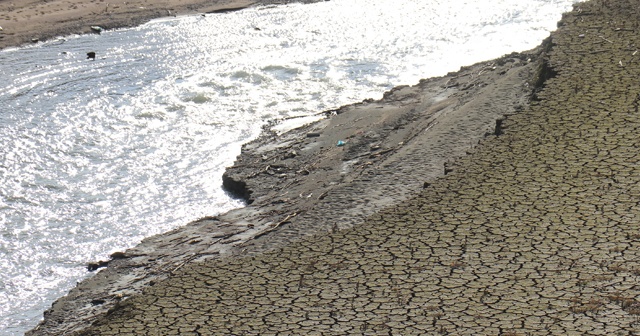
[337,140,346,147]
[633,50,638,56]
[90,26,104,33]
[619,60,624,67]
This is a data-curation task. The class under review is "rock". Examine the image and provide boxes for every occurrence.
[222,172,253,204]
[283,150,297,159]
[110,252,128,260]
[87,260,109,272]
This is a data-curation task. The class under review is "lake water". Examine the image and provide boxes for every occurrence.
[0,0,580,334]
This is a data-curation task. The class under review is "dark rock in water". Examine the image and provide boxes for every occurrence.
[87,260,108,271]
[87,52,96,60]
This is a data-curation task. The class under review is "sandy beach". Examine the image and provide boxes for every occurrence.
[12,0,640,334]
[0,0,319,50]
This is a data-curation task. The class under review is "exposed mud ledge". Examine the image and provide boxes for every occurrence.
[222,172,254,204]
[28,39,555,336]
[531,36,559,100]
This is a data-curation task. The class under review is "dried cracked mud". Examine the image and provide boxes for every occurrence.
[38,0,640,335]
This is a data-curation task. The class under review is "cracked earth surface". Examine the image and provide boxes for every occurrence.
[71,0,640,334]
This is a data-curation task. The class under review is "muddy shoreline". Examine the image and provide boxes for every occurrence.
[16,0,640,333]
[60,0,640,333]
[3,0,570,334]
[0,0,321,51]
[27,36,549,334]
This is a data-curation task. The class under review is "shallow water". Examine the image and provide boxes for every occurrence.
[0,0,580,334]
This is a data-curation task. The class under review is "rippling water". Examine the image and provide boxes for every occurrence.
[0,0,580,334]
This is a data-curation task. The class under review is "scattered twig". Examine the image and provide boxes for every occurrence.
[279,110,330,121]
[599,35,613,43]
[170,251,221,274]
[251,212,298,240]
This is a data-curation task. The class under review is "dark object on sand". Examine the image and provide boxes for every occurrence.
[87,52,96,60]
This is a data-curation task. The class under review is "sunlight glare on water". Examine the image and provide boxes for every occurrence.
[0,0,581,334]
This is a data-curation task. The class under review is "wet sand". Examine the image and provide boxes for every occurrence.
[20,0,640,334]
[0,0,317,50]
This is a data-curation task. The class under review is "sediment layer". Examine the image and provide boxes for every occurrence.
[29,0,640,334]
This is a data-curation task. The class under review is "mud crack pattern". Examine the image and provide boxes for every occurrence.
[77,1,640,335]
